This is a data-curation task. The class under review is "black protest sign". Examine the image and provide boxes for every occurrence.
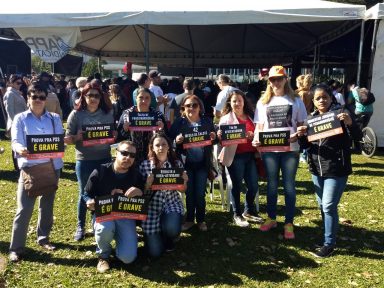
[220,124,247,146]
[26,134,64,159]
[82,124,115,147]
[258,131,290,152]
[182,125,212,149]
[94,195,148,223]
[128,111,158,131]
[151,168,184,190]
[266,104,293,128]
[94,195,115,223]
[307,111,343,142]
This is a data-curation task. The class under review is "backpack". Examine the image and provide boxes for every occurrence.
[359,90,375,106]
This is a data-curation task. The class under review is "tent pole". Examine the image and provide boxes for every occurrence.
[145,24,149,74]
[368,19,380,90]
[97,56,101,75]
[356,20,365,87]
[312,45,317,78]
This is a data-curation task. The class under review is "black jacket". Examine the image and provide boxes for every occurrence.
[298,105,362,177]
[83,162,144,202]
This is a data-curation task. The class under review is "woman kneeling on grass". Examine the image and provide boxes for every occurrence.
[297,84,362,258]
[139,133,188,257]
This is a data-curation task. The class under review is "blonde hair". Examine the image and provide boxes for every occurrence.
[75,77,88,89]
[260,78,296,105]
[109,84,120,102]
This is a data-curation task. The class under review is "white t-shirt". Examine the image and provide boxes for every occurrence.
[214,85,237,112]
[254,95,307,151]
[333,91,345,106]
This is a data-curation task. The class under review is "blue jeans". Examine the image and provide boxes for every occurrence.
[145,212,182,257]
[75,158,111,229]
[262,152,299,224]
[185,164,208,223]
[312,175,347,247]
[94,219,137,263]
[227,152,258,216]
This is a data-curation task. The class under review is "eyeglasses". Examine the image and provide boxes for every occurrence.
[118,150,136,158]
[269,77,285,82]
[85,93,101,99]
[183,103,199,109]
[30,95,47,101]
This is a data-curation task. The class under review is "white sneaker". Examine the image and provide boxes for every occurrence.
[233,216,249,227]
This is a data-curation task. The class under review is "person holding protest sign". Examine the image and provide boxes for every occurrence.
[296,84,362,258]
[65,82,114,242]
[117,87,167,165]
[169,95,216,232]
[139,133,188,257]
[9,83,63,262]
[217,90,261,227]
[252,66,307,240]
[83,141,144,272]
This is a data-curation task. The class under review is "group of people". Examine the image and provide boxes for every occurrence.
[6,65,366,273]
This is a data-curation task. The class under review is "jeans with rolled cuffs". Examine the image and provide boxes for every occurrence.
[75,158,111,229]
[94,219,137,263]
[311,175,347,247]
[185,162,208,223]
[145,212,182,257]
[261,151,299,224]
[227,152,258,216]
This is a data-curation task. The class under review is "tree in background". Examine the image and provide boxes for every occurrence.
[31,55,52,75]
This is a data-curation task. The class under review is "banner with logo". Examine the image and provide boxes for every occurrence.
[15,27,81,63]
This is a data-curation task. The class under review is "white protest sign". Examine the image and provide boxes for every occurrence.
[15,27,81,63]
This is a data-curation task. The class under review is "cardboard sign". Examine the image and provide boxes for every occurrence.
[307,111,343,142]
[82,124,115,147]
[26,134,64,159]
[258,131,290,152]
[220,124,247,146]
[94,195,148,223]
[151,168,185,190]
[128,111,158,131]
[182,125,212,149]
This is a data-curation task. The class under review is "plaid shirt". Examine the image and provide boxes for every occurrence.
[139,159,184,234]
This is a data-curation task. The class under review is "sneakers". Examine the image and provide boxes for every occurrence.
[197,222,208,232]
[259,218,277,231]
[234,215,250,227]
[242,212,264,224]
[74,226,85,241]
[181,222,195,231]
[311,245,335,258]
[39,242,56,251]
[9,251,21,263]
[97,258,110,273]
[284,223,295,239]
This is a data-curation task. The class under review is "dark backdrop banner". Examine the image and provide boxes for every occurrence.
[54,54,83,76]
[0,39,31,76]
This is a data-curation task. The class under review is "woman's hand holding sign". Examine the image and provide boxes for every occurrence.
[86,199,95,211]
[337,112,352,127]
[176,134,184,144]
[125,187,143,198]
[296,126,307,137]
[16,146,29,157]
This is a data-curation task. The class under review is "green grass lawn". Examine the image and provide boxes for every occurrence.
[0,138,383,288]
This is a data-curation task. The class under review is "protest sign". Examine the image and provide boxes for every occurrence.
[151,168,184,190]
[128,111,158,131]
[220,124,247,146]
[307,111,343,142]
[82,124,115,147]
[26,134,64,159]
[258,131,290,152]
[182,125,212,149]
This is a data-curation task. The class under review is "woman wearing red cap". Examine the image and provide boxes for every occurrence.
[253,66,307,239]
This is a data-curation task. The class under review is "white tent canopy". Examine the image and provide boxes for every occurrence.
[0,0,366,66]
[365,3,384,147]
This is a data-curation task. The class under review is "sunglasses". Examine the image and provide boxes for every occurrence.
[30,95,47,101]
[183,103,199,109]
[85,93,101,99]
[269,77,285,82]
[118,150,136,158]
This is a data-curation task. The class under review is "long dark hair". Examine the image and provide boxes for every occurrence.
[222,89,254,118]
[148,132,179,168]
[77,82,110,113]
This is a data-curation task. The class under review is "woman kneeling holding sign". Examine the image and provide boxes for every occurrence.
[83,141,144,273]
[9,83,64,262]
[297,84,362,258]
[139,133,188,257]
[217,90,261,227]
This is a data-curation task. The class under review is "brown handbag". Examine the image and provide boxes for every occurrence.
[21,160,58,197]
